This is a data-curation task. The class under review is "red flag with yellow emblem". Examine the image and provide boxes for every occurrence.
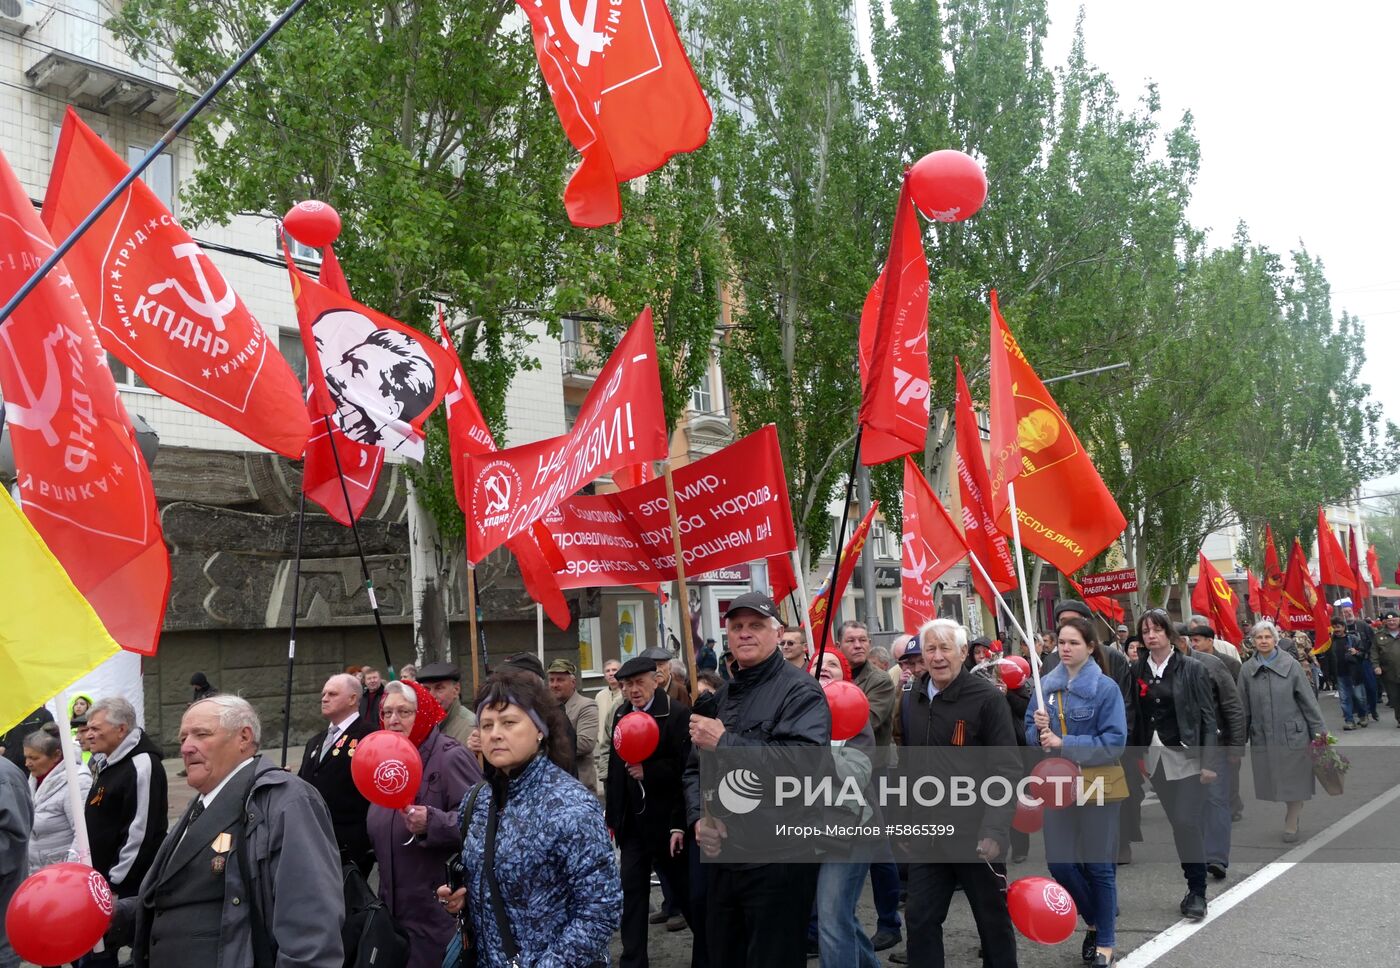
[1191,552,1243,645]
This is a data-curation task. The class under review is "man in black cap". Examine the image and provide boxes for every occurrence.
[1184,624,1244,877]
[608,655,694,967]
[683,592,830,968]
[415,662,475,746]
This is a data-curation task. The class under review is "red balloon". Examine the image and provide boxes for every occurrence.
[906,149,988,223]
[283,199,342,248]
[1031,756,1081,810]
[1008,876,1078,945]
[351,730,423,810]
[6,862,113,964]
[996,658,1026,691]
[613,710,660,765]
[824,679,870,742]
[1007,654,1032,679]
[1011,799,1044,834]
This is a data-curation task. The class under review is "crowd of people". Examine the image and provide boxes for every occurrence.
[0,591,1381,968]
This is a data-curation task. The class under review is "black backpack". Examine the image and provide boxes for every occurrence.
[341,862,410,968]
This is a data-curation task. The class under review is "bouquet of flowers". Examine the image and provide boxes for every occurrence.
[1309,732,1350,796]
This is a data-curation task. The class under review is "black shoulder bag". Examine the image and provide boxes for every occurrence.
[442,781,488,968]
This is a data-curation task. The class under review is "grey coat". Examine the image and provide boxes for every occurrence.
[113,757,345,968]
[1239,654,1326,802]
[28,762,92,869]
[0,757,32,968]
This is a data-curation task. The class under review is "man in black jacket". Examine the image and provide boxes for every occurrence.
[899,618,1021,968]
[683,592,830,968]
[299,673,376,874]
[608,656,693,968]
[1185,625,1245,879]
[82,695,168,965]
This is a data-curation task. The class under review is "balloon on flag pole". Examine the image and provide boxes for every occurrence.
[907,149,988,223]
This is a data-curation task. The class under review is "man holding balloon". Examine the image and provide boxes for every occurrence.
[607,654,694,968]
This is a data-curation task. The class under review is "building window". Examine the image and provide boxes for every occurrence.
[278,330,307,385]
[106,352,147,389]
[126,146,173,211]
[564,403,581,430]
[691,366,713,413]
[879,593,897,633]
[278,228,321,263]
[872,521,894,560]
[940,593,965,624]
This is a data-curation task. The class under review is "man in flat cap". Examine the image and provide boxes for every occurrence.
[683,592,830,967]
[415,662,475,746]
[608,655,694,967]
[549,658,599,790]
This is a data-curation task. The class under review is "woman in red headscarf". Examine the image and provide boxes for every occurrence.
[368,679,482,968]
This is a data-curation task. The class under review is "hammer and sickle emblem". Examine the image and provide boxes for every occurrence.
[482,472,512,516]
[557,0,608,66]
[146,242,237,332]
[1211,576,1234,603]
[0,323,65,445]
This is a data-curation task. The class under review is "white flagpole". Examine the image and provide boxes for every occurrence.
[1003,480,1046,710]
[790,549,819,666]
[51,694,94,866]
[966,544,1045,712]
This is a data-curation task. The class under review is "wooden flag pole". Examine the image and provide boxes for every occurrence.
[466,562,481,696]
[663,460,699,698]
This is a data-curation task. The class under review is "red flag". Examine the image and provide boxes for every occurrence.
[1348,526,1369,600]
[808,503,879,639]
[1066,576,1125,624]
[1280,538,1330,637]
[0,147,169,654]
[515,0,711,227]
[43,108,309,459]
[858,177,930,465]
[1262,524,1285,615]
[768,553,799,608]
[295,246,384,524]
[901,459,970,632]
[1367,544,1382,589]
[613,462,654,490]
[465,308,668,562]
[1190,552,1244,645]
[438,316,569,629]
[1247,570,1264,615]
[953,359,1017,608]
[1316,507,1356,590]
[986,291,1126,573]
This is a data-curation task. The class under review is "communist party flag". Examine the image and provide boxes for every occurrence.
[1280,538,1329,637]
[954,359,1017,607]
[902,459,970,631]
[516,0,711,227]
[1316,507,1356,590]
[1247,570,1264,615]
[0,147,169,654]
[1066,575,1125,624]
[286,247,457,522]
[0,492,121,734]
[986,290,1126,574]
[808,503,879,644]
[858,176,930,465]
[1191,552,1244,645]
[1262,524,1285,615]
[43,108,309,459]
[295,245,383,524]
[1367,544,1382,588]
[1348,526,1370,600]
[438,315,569,629]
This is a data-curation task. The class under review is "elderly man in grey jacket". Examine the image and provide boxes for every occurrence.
[0,756,32,968]
[108,696,344,968]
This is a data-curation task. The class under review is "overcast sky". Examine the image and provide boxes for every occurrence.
[1042,1,1400,500]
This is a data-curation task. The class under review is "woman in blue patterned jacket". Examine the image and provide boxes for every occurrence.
[439,668,621,967]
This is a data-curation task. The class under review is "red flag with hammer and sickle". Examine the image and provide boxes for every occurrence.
[515,0,712,227]
[43,108,309,459]
[0,145,169,655]
[1190,552,1243,645]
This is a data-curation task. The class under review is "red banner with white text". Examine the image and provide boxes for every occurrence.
[545,425,796,587]
[466,308,668,562]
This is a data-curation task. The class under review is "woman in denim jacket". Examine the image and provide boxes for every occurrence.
[1026,616,1128,967]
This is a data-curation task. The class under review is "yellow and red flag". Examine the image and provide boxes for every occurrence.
[987,291,1125,574]
[1262,525,1285,615]
[954,359,1017,608]
[809,503,879,638]
[1280,538,1330,639]
[1191,552,1243,645]
[1247,570,1265,615]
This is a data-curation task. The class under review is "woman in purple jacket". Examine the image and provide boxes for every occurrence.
[368,679,482,968]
